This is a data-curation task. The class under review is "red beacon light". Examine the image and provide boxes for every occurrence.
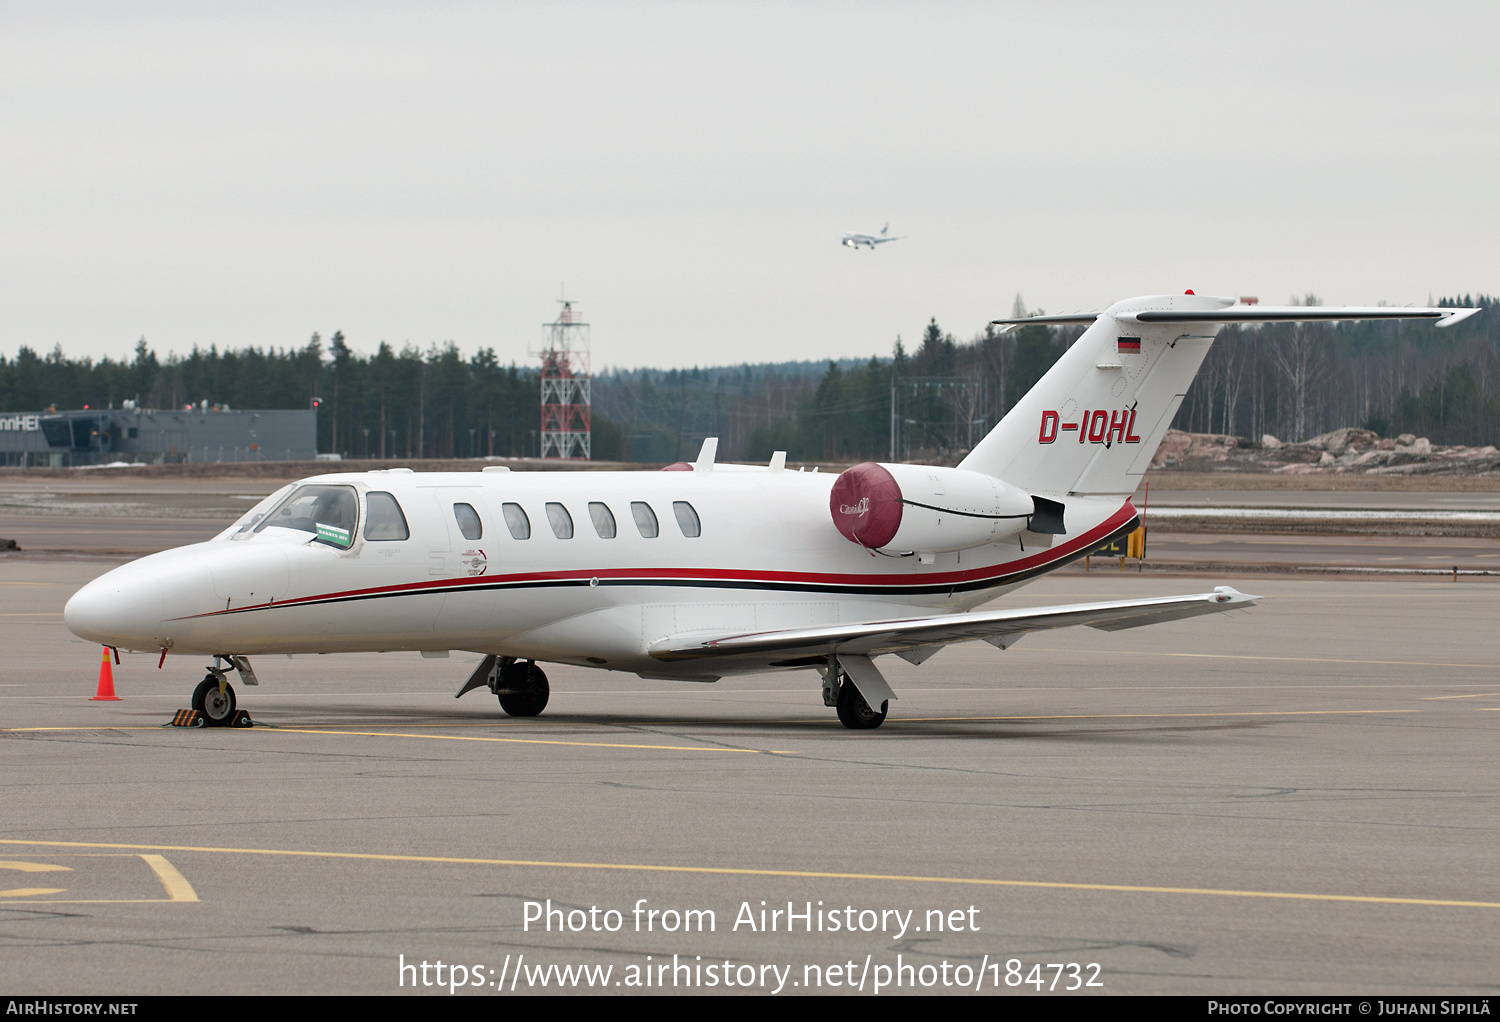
[1184,289,1195,295]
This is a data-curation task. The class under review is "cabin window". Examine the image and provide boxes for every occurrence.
[673,500,701,538]
[253,484,359,548]
[501,502,530,540]
[589,502,616,539]
[453,503,482,541]
[363,491,410,541]
[546,502,574,539]
[631,501,659,538]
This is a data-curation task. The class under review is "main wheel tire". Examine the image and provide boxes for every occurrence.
[192,676,237,727]
[835,677,887,730]
[497,662,549,717]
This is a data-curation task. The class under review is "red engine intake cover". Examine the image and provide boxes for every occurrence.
[829,462,903,548]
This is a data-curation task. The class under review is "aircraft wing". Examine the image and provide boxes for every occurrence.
[651,587,1257,664]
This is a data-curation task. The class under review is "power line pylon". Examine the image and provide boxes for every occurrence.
[536,299,591,460]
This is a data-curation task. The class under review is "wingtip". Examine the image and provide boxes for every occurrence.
[1436,308,1482,329]
[1213,585,1260,604]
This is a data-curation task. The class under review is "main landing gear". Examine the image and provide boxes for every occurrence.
[837,679,887,730]
[497,660,549,717]
[193,655,258,727]
[823,655,891,730]
[454,655,550,717]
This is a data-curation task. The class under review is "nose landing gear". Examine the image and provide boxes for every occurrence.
[192,671,237,726]
[190,655,258,727]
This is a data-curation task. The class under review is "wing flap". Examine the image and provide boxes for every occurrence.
[652,587,1258,662]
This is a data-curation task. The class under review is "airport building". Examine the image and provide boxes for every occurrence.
[0,405,317,467]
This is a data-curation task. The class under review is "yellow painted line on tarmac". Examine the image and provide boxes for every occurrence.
[0,727,171,733]
[3,707,1411,736]
[1028,648,1497,671]
[0,854,198,905]
[0,723,795,755]
[888,709,1416,723]
[0,838,1496,911]
[141,854,199,902]
[0,860,70,873]
[1422,693,1500,700]
[267,727,796,755]
[2,709,1414,735]
[0,888,68,897]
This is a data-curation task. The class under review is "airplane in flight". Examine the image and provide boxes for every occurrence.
[64,292,1480,729]
[841,224,898,249]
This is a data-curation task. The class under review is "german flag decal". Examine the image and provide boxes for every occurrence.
[1117,336,1142,353]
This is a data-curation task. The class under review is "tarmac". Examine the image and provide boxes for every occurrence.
[1,477,1498,995]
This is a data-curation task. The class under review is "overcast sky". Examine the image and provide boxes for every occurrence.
[3,1,1497,370]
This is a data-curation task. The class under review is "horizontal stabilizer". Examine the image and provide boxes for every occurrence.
[989,305,1481,332]
[988,312,1100,332]
[653,587,1258,663]
[1124,306,1481,329]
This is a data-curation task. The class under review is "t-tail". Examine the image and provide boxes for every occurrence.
[958,292,1481,500]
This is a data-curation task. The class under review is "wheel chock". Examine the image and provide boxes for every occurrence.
[164,708,262,728]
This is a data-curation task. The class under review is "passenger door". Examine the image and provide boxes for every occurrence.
[425,486,497,638]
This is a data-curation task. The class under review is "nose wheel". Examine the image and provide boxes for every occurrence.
[497,661,549,717]
[192,674,238,727]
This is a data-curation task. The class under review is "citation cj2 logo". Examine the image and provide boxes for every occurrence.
[1038,408,1142,446]
[839,497,871,517]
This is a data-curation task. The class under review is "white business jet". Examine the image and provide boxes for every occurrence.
[841,224,898,249]
[64,292,1479,729]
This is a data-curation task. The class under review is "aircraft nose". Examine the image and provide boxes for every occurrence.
[64,570,165,649]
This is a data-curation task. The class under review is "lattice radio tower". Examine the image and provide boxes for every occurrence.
[536,298,591,459]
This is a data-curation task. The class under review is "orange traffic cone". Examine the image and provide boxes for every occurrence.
[90,646,121,701]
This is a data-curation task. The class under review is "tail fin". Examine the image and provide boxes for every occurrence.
[959,293,1228,497]
[959,292,1480,498]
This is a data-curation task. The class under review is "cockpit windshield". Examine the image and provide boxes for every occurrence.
[252,484,359,548]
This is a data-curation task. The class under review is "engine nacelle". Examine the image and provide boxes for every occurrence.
[829,462,1044,553]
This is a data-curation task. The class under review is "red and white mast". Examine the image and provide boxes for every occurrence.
[536,298,591,460]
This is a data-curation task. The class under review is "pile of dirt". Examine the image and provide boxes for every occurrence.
[1151,428,1500,477]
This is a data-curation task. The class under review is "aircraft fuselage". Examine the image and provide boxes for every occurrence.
[64,465,1134,679]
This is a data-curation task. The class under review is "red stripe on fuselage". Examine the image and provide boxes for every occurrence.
[177,501,1138,620]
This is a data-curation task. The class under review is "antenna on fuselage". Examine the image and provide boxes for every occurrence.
[695,437,718,472]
